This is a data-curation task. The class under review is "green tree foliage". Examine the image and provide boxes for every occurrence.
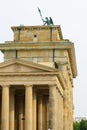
[80,120,87,130]
[73,120,87,130]
[73,121,80,130]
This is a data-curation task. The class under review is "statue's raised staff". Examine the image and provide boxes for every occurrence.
[38,8,54,25]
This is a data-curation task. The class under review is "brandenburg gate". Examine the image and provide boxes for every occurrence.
[0,25,77,130]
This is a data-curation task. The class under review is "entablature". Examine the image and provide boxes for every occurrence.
[0,41,77,78]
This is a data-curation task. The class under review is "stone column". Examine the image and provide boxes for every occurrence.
[42,96,45,129]
[59,93,63,130]
[57,91,60,130]
[58,62,68,130]
[33,89,37,130]
[38,95,43,130]
[1,85,9,130]
[18,96,24,130]
[61,96,63,130]
[25,85,33,130]
[63,89,68,130]
[0,95,2,130]
[9,89,15,130]
[45,96,49,130]
[49,85,57,130]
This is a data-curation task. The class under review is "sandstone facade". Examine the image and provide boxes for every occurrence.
[0,25,77,130]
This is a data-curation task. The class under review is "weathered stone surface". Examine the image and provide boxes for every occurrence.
[0,25,77,130]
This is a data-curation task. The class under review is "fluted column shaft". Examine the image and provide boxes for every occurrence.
[63,89,68,130]
[25,85,33,130]
[49,85,57,130]
[59,93,63,130]
[1,85,9,130]
[33,89,37,130]
[19,96,24,130]
[9,89,15,130]
[38,95,43,130]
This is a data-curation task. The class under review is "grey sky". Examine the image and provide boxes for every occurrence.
[0,0,87,118]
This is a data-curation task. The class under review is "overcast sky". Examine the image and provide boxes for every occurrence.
[0,0,87,118]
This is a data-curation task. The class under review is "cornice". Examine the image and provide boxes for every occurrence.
[0,41,77,78]
[0,72,59,76]
[0,41,75,50]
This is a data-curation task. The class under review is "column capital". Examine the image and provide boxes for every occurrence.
[1,84,10,88]
[24,84,33,87]
[48,84,57,88]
